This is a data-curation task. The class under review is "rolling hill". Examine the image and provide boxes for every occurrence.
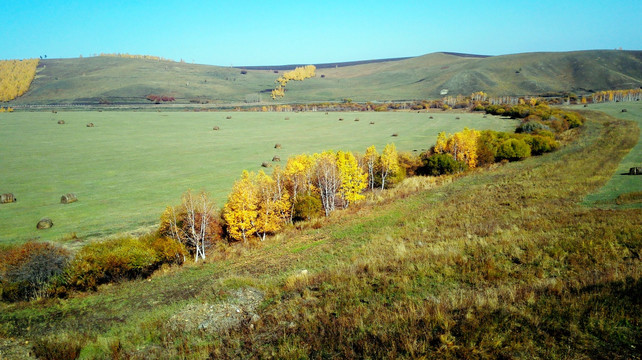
[7,50,642,105]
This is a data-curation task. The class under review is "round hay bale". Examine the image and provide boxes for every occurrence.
[455,116,461,120]
[325,112,329,115]
[429,116,434,119]
[86,123,94,127]
[61,193,78,204]
[391,133,399,137]
[261,162,271,168]
[369,121,375,125]
[213,126,220,130]
[274,143,282,149]
[629,167,642,175]
[583,104,588,107]
[37,218,53,230]
[622,109,628,112]
[226,115,232,119]
[339,118,344,121]
[57,120,65,125]
[284,117,290,120]
[272,155,281,162]
[483,115,487,118]
[1,193,17,204]
[354,118,360,122]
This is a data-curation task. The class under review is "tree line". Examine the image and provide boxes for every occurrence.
[271,65,316,99]
[0,59,39,102]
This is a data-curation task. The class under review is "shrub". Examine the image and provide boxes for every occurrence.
[65,236,183,291]
[293,193,323,222]
[496,138,531,161]
[526,134,559,155]
[516,120,550,134]
[397,152,422,177]
[563,112,584,128]
[419,153,466,176]
[0,242,70,301]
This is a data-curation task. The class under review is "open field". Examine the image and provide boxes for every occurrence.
[0,108,639,359]
[581,102,642,208]
[0,110,517,244]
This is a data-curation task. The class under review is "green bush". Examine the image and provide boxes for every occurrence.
[66,235,185,291]
[526,134,559,155]
[0,242,70,301]
[293,193,323,221]
[496,138,531,161]
[419,153,466,176]
[563,112,584,128]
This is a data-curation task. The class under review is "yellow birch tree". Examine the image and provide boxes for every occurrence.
[224,171,258,243]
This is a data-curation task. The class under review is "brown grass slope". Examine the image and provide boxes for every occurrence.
[9,50,642,104]
[0,110,639,358]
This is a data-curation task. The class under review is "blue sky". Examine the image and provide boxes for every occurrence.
[1,0,640,66]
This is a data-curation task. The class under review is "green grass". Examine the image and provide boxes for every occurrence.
[0,110,517,244]
[581,102,642,208]
[0,106,639,359]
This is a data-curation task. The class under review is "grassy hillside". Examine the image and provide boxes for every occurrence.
[0,111,517,244]
[8,50,642,105]
[0,109,639,359]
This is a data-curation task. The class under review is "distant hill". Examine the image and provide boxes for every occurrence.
[7,50,642,105]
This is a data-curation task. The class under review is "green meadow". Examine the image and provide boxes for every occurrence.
[0,110,517,244]
[581,102,642,208]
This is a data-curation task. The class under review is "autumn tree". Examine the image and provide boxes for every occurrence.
[160,190,219,262]
[363,145,379,190]
[0,59,39,101]
[224,171,259,243]
[337,151,367,207]
[255,170,290,241]
[379,143,399,189]
[271,65,316,99]
[433,128,480,168]
[314,151,341,216]
[284,154,315,222]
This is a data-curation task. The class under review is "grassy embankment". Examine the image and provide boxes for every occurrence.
[0,109,639,358]
[0,111,516,244]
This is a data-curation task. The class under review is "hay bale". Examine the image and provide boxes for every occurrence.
[272,155,281,162]
[369,121,375,125]
[1,193,16,204]
[61,193,78,204]
[57,120,65,125]
[354,118,360,122]
[429,116,434,119]
[583,104,588,107]
[261,162,271,168]
[226,115,232,119]
[37,218,53,229]
[622,109,628,112]
[455,116,461,120]
[274,143,282,149]
[629,167,642,175]
[325,112,329,115]
[339,118,344,121]
[391,133,399,137]
[86,123,94,127]
[213,126,220,130]
[284,117,290,120]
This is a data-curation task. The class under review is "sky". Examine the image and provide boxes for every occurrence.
[1,0,640,66]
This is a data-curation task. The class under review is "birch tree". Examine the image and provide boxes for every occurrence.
[314,151,341,216]
[379,143,399,190]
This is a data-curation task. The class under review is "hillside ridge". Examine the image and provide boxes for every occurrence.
[5,50,642,105]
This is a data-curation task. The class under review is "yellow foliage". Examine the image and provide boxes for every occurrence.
[0,59,39,101]
[380,143,399,189]
[271,65,316,99]
[433,128,480,168]
[224,171,259,243]
[337,151,367,206]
